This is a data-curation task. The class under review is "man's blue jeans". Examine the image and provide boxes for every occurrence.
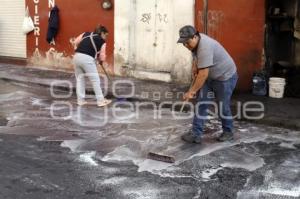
[192,73,238,136]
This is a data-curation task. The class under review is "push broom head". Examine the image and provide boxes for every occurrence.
[147,152,175,163]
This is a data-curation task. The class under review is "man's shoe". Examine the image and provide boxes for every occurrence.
[217,132,234,142]
[181,132,202,144]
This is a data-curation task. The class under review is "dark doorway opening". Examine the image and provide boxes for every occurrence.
[265,0,300,97]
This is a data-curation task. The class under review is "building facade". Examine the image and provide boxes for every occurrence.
[0,0,270,91]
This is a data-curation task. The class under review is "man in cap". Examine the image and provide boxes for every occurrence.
[178,25,238,144]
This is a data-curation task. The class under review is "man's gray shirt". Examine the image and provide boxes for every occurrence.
[193,33,237,81]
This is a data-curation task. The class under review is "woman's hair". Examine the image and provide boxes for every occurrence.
[94,25,108,35]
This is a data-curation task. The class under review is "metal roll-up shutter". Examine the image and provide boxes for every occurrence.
[0,0,26,58]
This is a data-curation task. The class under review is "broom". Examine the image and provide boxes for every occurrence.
[147,77,197,163]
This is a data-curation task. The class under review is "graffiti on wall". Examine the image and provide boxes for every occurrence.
[140,13,169,24]
[141,13,151,24]
[157,13,168,23]
[30,0,73,70]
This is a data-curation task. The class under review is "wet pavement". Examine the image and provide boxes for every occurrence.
[1,63,300,130]
[0,79,300,199]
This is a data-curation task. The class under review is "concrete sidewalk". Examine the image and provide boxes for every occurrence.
[0,63,188,102]
[0,63,299,130]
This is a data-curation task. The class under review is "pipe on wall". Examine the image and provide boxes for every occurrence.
[203,0,208,34]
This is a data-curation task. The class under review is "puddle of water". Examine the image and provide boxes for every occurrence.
[30,97,48,106]
[237,152,300,198]
[0,80,25,93]
[101,176,128,185]
[101,144,176,174]
[98,125,286,177]
[0,91,32,102]
[1,79,300,191]
[221,158,265,172]
[259,188,300,197]
[279,142,297,149]
[137,159,173,173]
[37,137,47,141]
[238,188,300,198]
[122,186,162,199]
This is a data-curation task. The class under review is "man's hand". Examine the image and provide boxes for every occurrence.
[183,67,209,102]
[183,91,196,101]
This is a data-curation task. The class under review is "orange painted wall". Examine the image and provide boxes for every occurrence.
[24,0,264,90]
[195,0,265,91]
[26,0,114,70]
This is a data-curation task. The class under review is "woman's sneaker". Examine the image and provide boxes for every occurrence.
[181,132,202,144]
[97,99,112,107]
[77,100,88,106]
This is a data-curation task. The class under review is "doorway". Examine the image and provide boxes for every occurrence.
[265,0,300,97]
[114,0,194,83]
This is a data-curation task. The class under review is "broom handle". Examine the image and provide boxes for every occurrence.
[99,63,111,82]
[180,77,196,112]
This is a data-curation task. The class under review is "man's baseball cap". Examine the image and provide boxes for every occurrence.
[177,25,197,43]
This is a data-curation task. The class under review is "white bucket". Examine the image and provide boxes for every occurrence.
[269,77,286,98]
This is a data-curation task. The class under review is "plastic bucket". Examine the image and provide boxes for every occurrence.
[269,77,286,98]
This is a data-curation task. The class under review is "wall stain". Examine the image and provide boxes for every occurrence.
[29,48,73,71]
[207,10,225,40]
[237,49,262,90]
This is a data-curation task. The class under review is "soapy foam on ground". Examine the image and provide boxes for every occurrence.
[201,167,222,179]
[31,97,47,106]
[100,130,268,177]
[98,124,298,179]
[79,151,98,166]
[185,132,267,163]
[60,139,86,152]
[192,190,202,199]
[101,145,173,173]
